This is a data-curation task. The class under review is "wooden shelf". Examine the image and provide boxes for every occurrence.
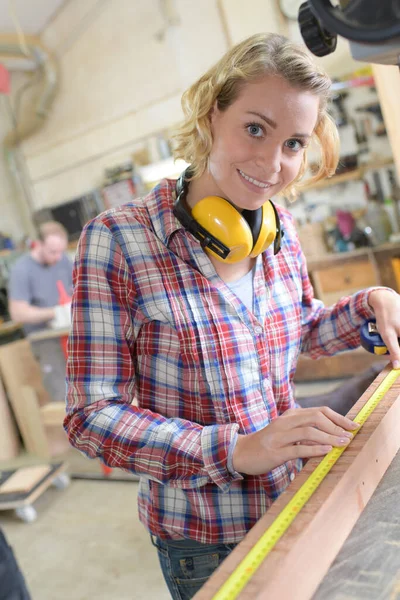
[299,158,394,193]
[306,240,400,271]
[28,327,70,343]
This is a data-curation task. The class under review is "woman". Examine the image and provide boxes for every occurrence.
[65,33,400,599]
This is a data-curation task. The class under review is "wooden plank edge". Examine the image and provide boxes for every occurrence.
[253,384,400,599]
[0,465,51,495]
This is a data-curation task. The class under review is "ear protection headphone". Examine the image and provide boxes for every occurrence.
[173,168,283,264]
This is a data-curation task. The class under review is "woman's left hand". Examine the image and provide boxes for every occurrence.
[368,289,400,369]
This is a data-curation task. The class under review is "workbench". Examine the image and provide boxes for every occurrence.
[196,367,400,599]
[314,449,400,599]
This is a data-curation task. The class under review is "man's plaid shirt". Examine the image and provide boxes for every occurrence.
[65,178,376,544]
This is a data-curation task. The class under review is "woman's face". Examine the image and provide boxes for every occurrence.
[208,74,320,210]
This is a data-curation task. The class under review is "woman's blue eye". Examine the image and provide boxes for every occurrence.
[285,138,305,152]
[247,124,263,138]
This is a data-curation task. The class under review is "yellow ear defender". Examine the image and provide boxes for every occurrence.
[173,168,283,264]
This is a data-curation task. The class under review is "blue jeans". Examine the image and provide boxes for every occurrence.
[151,535,237,600]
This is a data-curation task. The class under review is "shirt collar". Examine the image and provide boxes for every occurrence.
[144,178,183,246]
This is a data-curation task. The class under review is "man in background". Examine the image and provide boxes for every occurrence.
[7,221,73,400]
[8,221,73,334]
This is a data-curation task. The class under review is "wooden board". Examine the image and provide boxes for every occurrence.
[0,465,51,495]
[20,385,51,457]
[373,64,400,178]
[391,257,400,291]
[195,365,400,599]
[0,463,66,510]
[0,376,20,460]
[27,327,70,342]
[0,340,70,457]
[40,401,67,426]
[0,340,52,408]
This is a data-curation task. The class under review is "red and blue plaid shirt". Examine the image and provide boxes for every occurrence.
[65,178,376,544]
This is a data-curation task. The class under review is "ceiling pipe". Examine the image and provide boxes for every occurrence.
[0,33,59,237]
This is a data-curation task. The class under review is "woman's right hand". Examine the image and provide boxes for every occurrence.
[232,406,359,476]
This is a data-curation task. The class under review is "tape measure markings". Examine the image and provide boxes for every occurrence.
[213,368,400,600]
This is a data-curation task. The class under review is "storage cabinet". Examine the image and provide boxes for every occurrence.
[295,242,400,381]
[311,259,379,305]
[307,242,400,302]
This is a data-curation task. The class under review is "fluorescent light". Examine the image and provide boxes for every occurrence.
[139,157,189,183]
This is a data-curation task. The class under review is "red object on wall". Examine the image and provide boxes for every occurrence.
[0,64,10,94]
[57,280,71,305]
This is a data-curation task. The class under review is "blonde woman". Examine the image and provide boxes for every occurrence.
[65,33,400,598]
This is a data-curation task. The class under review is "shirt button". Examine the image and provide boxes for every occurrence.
[254,325,263,335]
[290,472,295,482]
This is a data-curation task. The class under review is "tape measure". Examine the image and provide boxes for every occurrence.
[360,319,400,355]
[213,367,400,600]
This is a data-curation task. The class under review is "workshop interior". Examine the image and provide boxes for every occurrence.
[1,1,400,598]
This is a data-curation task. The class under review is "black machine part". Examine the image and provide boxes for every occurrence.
[299,0,400,57]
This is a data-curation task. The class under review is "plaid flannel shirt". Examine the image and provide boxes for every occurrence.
[65,178,376,544]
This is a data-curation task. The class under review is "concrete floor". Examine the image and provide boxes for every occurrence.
[0,379,345,600]
[1,479,170,600]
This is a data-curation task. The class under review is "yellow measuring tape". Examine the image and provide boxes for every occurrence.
[213,368,400,600]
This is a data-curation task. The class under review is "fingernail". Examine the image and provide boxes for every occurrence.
[343,431,353,439]
[338,438,350,445]
[350,422,360,429]
[393,361,400,370]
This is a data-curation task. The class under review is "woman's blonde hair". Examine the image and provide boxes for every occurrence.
[173,33,339,198]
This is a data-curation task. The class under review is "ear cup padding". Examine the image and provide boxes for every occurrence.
[192,196,254,264]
